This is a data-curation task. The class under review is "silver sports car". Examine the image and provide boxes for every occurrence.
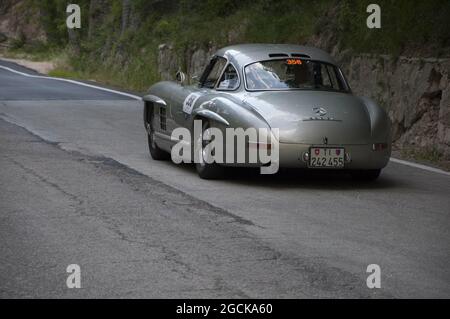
[143,44,391,180]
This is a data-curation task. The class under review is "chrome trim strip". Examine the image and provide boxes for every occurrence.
[194,109,230,126]
[143,94,167,106]
[154,131,174,142]
[302,117,342,122]
[215,60,241,92]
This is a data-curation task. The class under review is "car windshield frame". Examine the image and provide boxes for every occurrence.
[215,61,241,91]
[243,58,351,93]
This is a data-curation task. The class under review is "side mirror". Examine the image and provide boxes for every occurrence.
[175,71,186,85]
[191,74,200,85]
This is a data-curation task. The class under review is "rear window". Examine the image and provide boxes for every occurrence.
[245,59,350,92]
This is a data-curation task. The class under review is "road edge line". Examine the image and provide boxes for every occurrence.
[389,157,450,176]
[0,65,142,100]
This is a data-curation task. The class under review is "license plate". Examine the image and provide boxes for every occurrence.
[309,147,345,168]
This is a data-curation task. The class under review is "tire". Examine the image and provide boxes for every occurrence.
[195,120,225,179]
[351,169,381,181]
[147,113,170,161]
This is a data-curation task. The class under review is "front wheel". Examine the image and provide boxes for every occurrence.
[351,169,381,181]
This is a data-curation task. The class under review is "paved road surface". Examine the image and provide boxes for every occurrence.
[0,60,449,298]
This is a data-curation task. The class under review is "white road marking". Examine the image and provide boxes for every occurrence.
[0,65,142,100]
[390,157,450,176]
[1,62,449,177]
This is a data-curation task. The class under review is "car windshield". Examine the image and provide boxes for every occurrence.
[245,59,350,92]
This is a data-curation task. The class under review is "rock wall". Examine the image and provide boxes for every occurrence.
[0,0,46,44]
[339,54,449,158]
[157,43,217,82]
[157,44,450,159]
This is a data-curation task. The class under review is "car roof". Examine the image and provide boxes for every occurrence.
[215,44,337,68]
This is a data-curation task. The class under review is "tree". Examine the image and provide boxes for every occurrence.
[121,0,131,35]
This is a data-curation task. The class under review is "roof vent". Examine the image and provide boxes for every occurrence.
[291,53,311,58]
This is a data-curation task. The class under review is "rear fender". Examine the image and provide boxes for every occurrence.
[192,108,230,127]
[359,96,391,142]
[191,96,270,131]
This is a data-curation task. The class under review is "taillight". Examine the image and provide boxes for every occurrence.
[372,143,388,151]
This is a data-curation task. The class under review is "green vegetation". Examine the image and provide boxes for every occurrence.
[7,0,450,91]
[338,0,450,57]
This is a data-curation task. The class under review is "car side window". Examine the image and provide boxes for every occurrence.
[320,65,332,88]
[217,64,239,90]
[326,65,339,89]
[200,57,227,89]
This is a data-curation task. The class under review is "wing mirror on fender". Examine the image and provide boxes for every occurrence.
[175,70,186,85]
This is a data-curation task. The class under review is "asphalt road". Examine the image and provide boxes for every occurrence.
[0,60,449,298]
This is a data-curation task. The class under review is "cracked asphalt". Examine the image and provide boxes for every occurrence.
[0,119,379,298]
[0,60,449,298]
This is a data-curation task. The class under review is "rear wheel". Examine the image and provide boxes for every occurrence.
[147,112,169,160]
[351,169,381,181]
[195,120,225,179]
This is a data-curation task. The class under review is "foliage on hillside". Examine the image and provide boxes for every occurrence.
[10,0,450,91]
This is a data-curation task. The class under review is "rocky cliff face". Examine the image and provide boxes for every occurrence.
[157,43,217,81]
[157,44,450,162]
[0,0,46,45]
[340,54,449,159]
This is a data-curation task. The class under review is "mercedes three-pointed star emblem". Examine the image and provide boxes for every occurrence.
[313,107,327,117]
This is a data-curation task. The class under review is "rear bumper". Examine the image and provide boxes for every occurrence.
[222,142,390,169]
[278,143,391,169]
